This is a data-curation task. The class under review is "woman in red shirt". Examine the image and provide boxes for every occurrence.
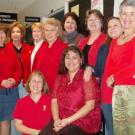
[7,22,33,97]
[41,18,67,92]
[79,9,106,68]
[105,0,135,134]
[0,25,22,135]
[39,46,101,135]
[13,71,52,135]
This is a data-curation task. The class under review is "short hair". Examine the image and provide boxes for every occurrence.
[63,12,80,32]
[59,45,83,74]
[120,0,135,12]
[42,18,63,38]
[8,22,25,39]
[0,25,9,43]
[25,70,49,94]
[85,9,104,31]
[31,22,44,35]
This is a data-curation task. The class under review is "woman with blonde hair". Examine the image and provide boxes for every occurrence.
[41,18,67,92]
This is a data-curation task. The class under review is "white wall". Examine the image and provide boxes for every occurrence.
[18,0,67,22]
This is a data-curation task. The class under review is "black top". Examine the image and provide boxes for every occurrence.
[82,44,91,67]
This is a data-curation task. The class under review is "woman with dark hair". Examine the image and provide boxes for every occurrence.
[63,12,84,46]
[105,0,135,135]
[79,9,106,68]
[39,46,101,135]
[13,71,52,135]
[0,25,22,135]
[95,17,123,135]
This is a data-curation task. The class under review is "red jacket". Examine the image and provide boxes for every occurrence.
[79,33,106,67]
[0,45,22,88]
[38,38,67,92]
[7,41,33,84]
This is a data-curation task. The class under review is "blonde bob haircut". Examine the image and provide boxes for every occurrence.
[31,22,45,38]
[42,18,63,38]
[8,22,25,40]
[25,70,49,94]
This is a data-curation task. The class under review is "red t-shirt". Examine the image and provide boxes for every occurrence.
[52,69,101,133]
[101,37,135,104]
[13,94,52,135]
[79,32,106,67]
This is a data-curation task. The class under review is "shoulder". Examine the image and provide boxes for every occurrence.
[79,36,89,49]
[17,95,30,104]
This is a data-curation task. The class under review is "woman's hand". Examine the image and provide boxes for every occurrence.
[107,75,114,88]
[84,66,93,81]
[53,119,62,132]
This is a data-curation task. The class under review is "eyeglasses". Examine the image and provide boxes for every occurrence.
[87,19,100,23]
[120,12,135,18]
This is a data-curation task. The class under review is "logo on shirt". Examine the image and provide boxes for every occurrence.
[43,105,46,111]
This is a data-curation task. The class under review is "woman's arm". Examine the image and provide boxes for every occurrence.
[51,98,60,121]
[14,119,40,135]
[51,98,62,132]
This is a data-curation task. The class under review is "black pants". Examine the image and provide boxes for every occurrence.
[39,121,101,135]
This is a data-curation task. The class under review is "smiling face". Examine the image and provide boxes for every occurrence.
[44,24,58,44]
[32,27,43,43]
[108,18,122,39]
[65,50,82,73]
[11,27,22,41]
[29,74,43,95]
[64,16,77,34]
[120,5,135,30]
[87,14,102,33]
[0,30,6,45]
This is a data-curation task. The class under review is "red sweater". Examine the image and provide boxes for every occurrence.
[79,33,106,66]
[39,38,67,92]
[7,41,33,84]
[101,37,135,104]
[0,45,22,88]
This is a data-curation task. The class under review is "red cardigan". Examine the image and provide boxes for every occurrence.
[79,33,106,67]
[7,41,33,84]
[0,45,22,88]
[38,38,67,92]
[101,37,135,104]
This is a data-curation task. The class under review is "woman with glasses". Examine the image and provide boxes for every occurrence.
[79,9,106,68]
[104,0,135,135]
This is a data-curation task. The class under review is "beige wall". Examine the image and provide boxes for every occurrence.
[18,0,67,22]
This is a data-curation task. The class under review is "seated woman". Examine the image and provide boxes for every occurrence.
[39,46,101,135]
[13,71,52,135]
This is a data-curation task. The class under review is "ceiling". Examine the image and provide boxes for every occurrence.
[0,0,36,13]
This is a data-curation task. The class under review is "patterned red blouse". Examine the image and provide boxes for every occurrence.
[52,69,101,133]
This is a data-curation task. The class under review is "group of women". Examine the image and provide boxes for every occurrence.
[0,0,135,135]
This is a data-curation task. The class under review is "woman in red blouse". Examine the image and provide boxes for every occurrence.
[39,46,101,135]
